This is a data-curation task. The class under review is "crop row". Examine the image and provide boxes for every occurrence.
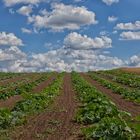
[0,73,52,100]
[0,73,40,91]
[89,72,140,103]
[72,72,135,139]
[103,69,140,77]
[0,73,22,81]
[97,70,140,89]
[0,73,64,130]
[0,77,32,91]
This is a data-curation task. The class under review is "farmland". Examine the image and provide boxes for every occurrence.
[0,69,140,140]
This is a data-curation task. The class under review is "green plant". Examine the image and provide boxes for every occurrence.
[0,73,64,129]
[82,117,135,140]
[72,72,135,139]
[89,72,140,103]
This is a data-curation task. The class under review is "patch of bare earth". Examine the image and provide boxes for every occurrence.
[120,67,140,75]
[0,95,23,109]
[81,73,140,117]
[11,73,80,140]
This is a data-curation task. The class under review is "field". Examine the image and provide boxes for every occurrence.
[0,69,140,140]
[121,67,140,75]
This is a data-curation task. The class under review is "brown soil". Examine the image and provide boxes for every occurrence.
[11,73,80,140]
[120,67,140,75]
[0,95,23,109]
[81,73,140,117]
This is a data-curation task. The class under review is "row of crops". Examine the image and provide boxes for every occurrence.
[0,73,52,100]
[0,73,64,138]
[0,74,39,92]
[88,72,140,103]
[0,78,30,91]
[0,73,23,81]
[0,71,139,139]
[95,69,140,89]
[72,72,138,139]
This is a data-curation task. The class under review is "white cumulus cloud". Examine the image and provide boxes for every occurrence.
[108,16,118,22]
[3,0,44,7]
[17,5,33,16]
[21,28,32,34]
[0,31,124,72]
[19,48,124,72]
[102,0,119,5]
[115,21,140,30]
[28,3,97,31]
[0,46,26,61]
[120,31,140,40]
[64,32,112,50]
[129,55,140,67]
[0,32,24,47]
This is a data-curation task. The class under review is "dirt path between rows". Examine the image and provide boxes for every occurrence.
[11,73,80,140]
[0,95,23,109]
[81,73,140,117]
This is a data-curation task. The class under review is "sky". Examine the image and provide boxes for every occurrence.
[0,0,140,72]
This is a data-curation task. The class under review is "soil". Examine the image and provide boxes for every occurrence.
[81,73,140,117]
[11,73,80,140]
[120,67,140,75]
[0,95,23,109]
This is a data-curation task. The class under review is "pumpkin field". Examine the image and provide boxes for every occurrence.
[0,68,140,140]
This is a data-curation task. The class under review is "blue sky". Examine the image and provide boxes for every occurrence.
[0,0,140,72]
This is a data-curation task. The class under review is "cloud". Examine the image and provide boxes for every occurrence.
[3,0,44,7]
[0,31,25,71]
[112,30,118,34]
[0,46,26,61]
[21,28,32,34]
[64,32,112,50]
[0,48,124,72]
[108,16,118,22]
[0,32,24,46]
[99,31,110,36]
[28,3,97,31]
[0,31,123,72]
[128,55,140,67]
[120,31,140,40]
[17,5,33,16]
[18,48,124,72]
[102,0,119,5]
[115,21,140,30]
[0,46,27,72]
